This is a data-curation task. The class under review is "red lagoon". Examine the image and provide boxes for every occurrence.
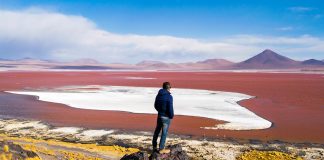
[0,71,323,144]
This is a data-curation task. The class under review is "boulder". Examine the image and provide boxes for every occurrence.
[149,144,189,160]
[121,151,149,160]
[121,144,189,160]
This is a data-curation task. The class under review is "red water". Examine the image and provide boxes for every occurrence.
[0,71,323,143]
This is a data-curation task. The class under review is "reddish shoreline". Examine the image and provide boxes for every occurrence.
[1,71,324,144]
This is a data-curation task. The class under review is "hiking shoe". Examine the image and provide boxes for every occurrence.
[159,149,170,154]
[153,148,159,153]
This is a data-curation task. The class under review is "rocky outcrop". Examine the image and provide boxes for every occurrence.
[0,141,40,159]
[121,144,189,160]
[121,151,149,160]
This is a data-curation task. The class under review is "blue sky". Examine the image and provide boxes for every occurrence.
[0,0,323,63]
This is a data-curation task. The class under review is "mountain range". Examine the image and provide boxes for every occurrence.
[0,49,323,70]
[135,49,324,70]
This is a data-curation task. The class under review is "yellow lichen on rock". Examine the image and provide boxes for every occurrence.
[21,143,55,156]
[60,150,102,160]
[0,153,12,160]
[0,154,7,160]
[0,133,139,158]
[39,140,139,157]
[25,157,41,160]
[0,145,12,160]
[237,150,303,160]
[2,145,9,153]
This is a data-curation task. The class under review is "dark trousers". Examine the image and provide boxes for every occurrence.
[152,115,171,150]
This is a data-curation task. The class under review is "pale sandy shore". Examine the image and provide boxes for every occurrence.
[0,118,323,160]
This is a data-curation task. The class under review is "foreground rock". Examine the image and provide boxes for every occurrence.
[0,141,40,160]
[120,151,149,160]
[121,144,189,160]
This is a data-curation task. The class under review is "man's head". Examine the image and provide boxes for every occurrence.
[162,82,171,91]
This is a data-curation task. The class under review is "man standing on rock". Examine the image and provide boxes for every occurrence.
[152,82,174,154]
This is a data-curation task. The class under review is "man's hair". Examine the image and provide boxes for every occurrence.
[162,82,171,90]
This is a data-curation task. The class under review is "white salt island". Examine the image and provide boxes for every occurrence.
[7,85,272,130]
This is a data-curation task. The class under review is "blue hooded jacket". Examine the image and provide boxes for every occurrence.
[154,89,174,119]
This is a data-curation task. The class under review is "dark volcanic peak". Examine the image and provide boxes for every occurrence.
[236,49,298,69]
[302,59,324,65]
[243,49,296,64]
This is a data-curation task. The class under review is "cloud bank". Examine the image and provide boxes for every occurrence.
[0,8,323,63]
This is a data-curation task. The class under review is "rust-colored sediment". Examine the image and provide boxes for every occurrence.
[0,71,323,144]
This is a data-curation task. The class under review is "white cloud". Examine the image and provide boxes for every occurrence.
[276,26,293,31]
[288,6,314,12]
[314,14,323,19]
[0,8,260,63]
[224,34,321,46]
[0,8,323,63]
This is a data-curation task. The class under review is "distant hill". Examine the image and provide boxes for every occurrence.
[136,60,181,69]
[234,49,299,69]
[136,59,234,70]
[136,60,165,66]
[0,57,133,70]
[137,60,163,65]
[52,65,116,70]
[302,59,324,65]
[197,59,234,66]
